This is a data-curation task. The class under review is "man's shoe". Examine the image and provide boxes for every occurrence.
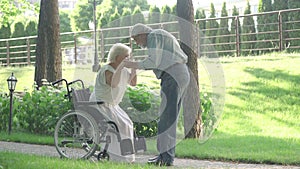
[147,156,161,165]
[160,161,174,166]
[147,155,160,162]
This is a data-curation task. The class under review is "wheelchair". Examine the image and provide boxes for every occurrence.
[52,79,147,160]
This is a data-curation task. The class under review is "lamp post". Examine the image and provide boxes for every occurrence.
[91,0,100,72]
[7,73,17,135]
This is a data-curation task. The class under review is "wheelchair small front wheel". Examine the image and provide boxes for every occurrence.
[97,151,110,161]
[54,110,99,159]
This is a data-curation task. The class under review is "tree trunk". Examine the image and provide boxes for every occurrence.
[177,0,202,138]
[34,0,62,87]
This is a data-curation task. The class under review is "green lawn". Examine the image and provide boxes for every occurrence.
[0,151,159,169]
[0,53,300,167]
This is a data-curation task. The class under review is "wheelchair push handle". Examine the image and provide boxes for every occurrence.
[51,78,68,86]
[51,78,85,101]
[68,79,85,89]
[51,79,85,89]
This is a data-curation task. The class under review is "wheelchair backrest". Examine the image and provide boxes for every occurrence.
[71,88,91,105]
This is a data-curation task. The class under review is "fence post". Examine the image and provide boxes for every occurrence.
[26,38,31,65]
[235,16,240,57]
[74,33,77,64]
[6,40,10,66]
[278,12,283,51]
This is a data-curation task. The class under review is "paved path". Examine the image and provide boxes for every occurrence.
[0,141,299,169]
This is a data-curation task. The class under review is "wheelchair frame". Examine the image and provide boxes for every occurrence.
[52,79,146,161]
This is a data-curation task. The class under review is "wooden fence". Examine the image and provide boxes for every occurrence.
[0,8,299,66]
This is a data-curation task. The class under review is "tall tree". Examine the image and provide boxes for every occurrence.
[230,6,241,57]
[25,20,37,36]
[34,0,62,87]
[148,5,161,28]
[97,0,112,28]
[195,8,206,57]
[257,0,274,54]
[177,0,201,138]
[195,8,206,32]
[111,0,149,15]
[132,5,145,25]
[216,2,230,56]
[161,5,173,32]
[0,24,11,63]
[70,0,94,32]
[171,4,177,15]
[120,7,132,39]
[59,10,73,48]
[10,20,26,64]
[0,0,32,27]
[241,1,256,56]
[288,0,300,51]
[25,20,37,64]
[107,7,121,44]
[273,0,289,50]
[206,3,219,46]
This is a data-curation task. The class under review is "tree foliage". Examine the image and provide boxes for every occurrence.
[216,2,230,56]
[161,5,175,32]
[195,8,206,31]
[70,0,94,32]
[0,24,11,61]
[287,0,300,51]
[0,0,33,27]
[230,6,241,57]
[97,0,149,28]
[241,1,256,55]
[10,21,26,63]
[206,3,219,45]
[110,0,149,16]
[25,20,37,36]
[195,8,206,57]
[148,5,161,27]
[257,0,274,54]
[161,5,172,22]
[273,0,289,49]
[132,6,145,25]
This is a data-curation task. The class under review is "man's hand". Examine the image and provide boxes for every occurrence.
[123,60,139,69]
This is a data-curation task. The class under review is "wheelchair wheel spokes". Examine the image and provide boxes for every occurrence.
[54,110,99,159]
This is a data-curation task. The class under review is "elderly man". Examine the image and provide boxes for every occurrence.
[123,23,190,166]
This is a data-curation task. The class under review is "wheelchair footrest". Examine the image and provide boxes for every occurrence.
[134,136,147,153]
[120,138,134,156]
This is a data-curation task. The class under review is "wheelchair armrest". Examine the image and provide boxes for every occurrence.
[76,101,104,105]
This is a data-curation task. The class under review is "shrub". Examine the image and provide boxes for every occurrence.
[0,93,10,131]
[120,84,160,137]
[16,86,71,134]
[120,84,215,138]
[200,92,214,137]
[0,82,214,138]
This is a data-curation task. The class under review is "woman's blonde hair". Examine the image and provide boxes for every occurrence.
[108,43,131,63]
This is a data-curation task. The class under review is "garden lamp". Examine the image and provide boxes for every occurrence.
[7,73,17,92]
[7,72,17,134]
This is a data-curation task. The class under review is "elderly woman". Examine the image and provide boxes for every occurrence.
[89,43,136,162]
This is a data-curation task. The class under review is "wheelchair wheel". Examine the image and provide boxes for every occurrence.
[97,151,110,161]
[54,110,99,159]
